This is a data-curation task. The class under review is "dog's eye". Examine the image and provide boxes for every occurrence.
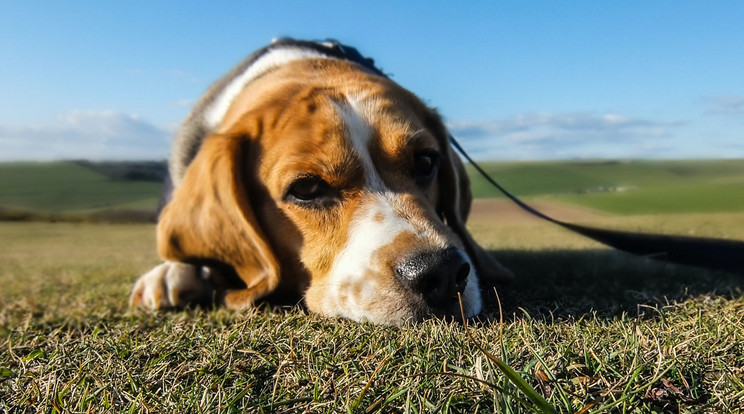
[284,175,338,208]
[413,150,440,186]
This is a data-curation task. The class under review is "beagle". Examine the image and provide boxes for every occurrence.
[130,39,512,324]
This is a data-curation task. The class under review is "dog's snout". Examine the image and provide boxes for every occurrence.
[395,247,471,308]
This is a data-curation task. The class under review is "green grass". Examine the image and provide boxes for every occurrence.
[552,180,744,215]
[0,161,162,215]
[468,159,744,215]
[2,215,744,412]
[3,159,744,411]
[3,159,744,220]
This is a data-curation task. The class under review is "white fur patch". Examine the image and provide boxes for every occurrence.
[130,261,206,309]
[323,194,417,321]
[333,95,386,190]
[204,48,331,128]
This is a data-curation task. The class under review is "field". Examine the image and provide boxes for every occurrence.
[0,161,164,221]
[467,159,744,215]
[2,160,744,412]
[3,158,744,219]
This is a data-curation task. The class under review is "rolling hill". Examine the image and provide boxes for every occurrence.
[467,159,744,214]
[0,161,165,221]
[2,159,744,221]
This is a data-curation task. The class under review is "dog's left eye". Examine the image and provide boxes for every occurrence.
[284,175,338,208]
[413,150,440,186]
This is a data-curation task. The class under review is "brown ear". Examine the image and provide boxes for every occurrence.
[439,133,514,285]
[157,133,280,306]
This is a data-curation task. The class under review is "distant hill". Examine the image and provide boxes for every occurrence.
[2,159,744,222]
[0,160,166,222]
[72,160,168,182]
[467,159,744,214]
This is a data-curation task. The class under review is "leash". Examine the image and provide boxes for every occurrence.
[234,39,744,273]
[315,38,744,274]
[449,136,744,274]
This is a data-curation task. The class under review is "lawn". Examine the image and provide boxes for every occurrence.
[2,209,744,412]
[0,161,162,219]
[467,159,744,215]
[2,159,744,412]
[4,159,744,220]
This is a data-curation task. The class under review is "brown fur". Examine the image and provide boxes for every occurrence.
[140,58,511,318]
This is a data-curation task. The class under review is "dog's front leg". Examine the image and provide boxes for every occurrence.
[129,262,219,309]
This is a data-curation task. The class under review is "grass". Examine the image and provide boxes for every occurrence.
[2,213,744,412]
[3,159,744,221]
[2,159,744,411]
[0,161,162,216]
[467,159,744,215]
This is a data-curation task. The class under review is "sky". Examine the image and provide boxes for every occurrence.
[1,1,742,161]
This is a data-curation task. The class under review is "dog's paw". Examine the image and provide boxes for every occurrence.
[129,262,211,309]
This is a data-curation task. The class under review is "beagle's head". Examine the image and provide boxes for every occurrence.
[157,58,512,324]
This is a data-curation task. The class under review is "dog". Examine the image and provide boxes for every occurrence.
[130,39,512,324]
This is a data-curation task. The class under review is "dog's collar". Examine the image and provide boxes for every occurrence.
[297,38,388,78]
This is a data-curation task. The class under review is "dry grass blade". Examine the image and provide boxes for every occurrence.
[351,354,391,412]
[404,371,533,406]
[458,293,559,414]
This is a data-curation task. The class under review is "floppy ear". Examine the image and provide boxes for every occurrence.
[157,133,280,306]
[437,131,514,285]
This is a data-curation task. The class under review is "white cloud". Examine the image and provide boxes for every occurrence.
[447,112,682,160]
[2,108,736,162]
[449,112,670,138]
[170,99,196,108]
[169,70,200,83]
[0,111,172,161]
[705,95,744,117]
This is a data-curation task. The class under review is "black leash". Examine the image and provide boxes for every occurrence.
[315,38,744,275]
[207,39,744,274]
[449,136,744,274]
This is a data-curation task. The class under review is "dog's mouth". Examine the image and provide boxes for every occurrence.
[417,290,479,323]
[390,286,482,325]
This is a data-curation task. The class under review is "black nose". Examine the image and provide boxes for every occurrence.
[395,247,471,308]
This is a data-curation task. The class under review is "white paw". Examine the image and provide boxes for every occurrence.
[129,262,209,309]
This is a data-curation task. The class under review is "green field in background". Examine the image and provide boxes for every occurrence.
[467,159,744,214]
[0,161,162,215]
[2,159,744,218]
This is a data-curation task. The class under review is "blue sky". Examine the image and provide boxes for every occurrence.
[1,1,742,161]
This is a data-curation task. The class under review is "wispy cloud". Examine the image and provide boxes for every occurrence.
[0,111,172,161]
[704,95,744,117]
[447,112,681,159]
[170,99,196,108]
[169,69,200,83]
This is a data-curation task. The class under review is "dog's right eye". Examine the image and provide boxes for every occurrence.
[284,176,339,208]
[412,150,441,186]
